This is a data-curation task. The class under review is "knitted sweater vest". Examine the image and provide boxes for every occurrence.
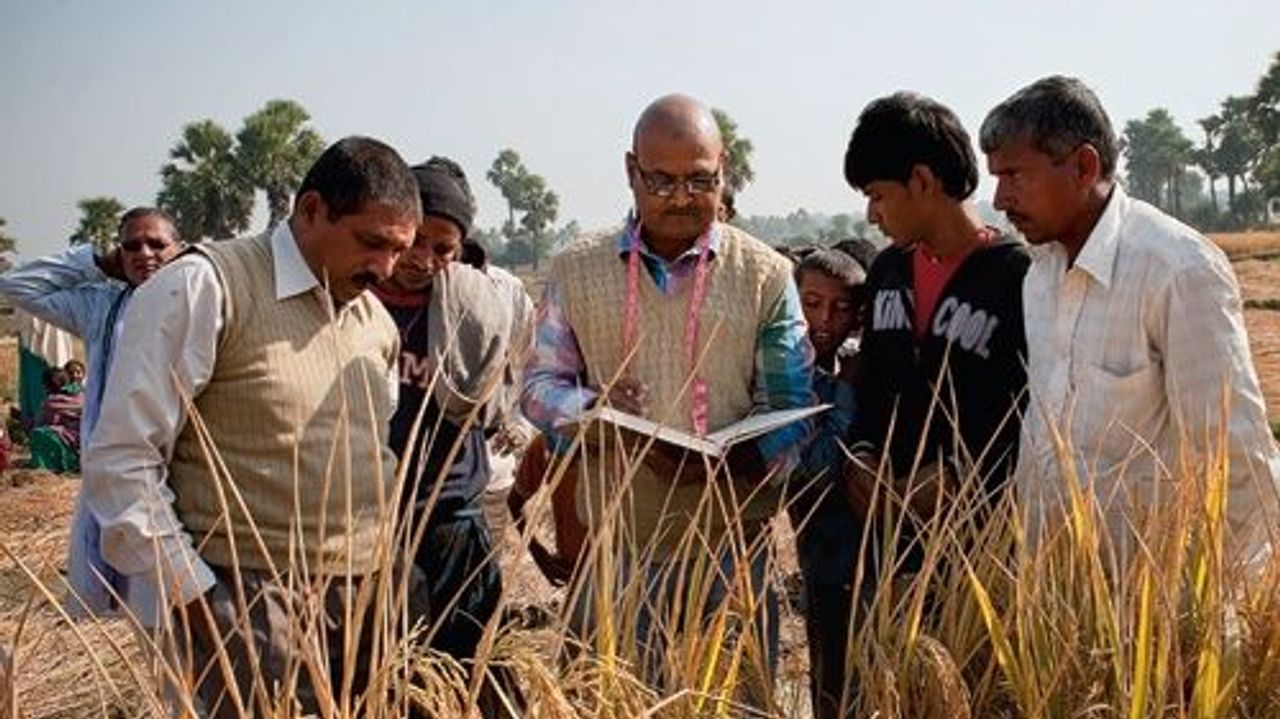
[168,233,400,574]
[553,224,792,554]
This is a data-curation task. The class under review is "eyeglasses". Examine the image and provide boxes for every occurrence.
[630,160,722,198]
[120,238,172,253]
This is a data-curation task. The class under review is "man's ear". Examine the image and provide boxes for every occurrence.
[1073,144,1103,188]
[909,163,939,196]
[295,190,322,225]
[624,152,638,187]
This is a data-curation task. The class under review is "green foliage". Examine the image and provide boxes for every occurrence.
[736,208,875,246]
[0,216,17,272]
[1125,52,1280,231]
[235,99,325,227]
[156,99,324,242]
[712,108,755,198]
[158,120,253,242]
[1123,109,1194,213]
[485,149,560,269]
[69,196,125,254]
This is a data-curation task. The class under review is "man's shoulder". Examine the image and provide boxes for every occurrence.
[1121,199,1227,272]
[970,236,1032,276]
[355,290,399,339]
[553,230,620,264]
[718,224,793,280]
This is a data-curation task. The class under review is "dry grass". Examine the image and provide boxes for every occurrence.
[0,337,17,405]
[1210,231,1280,259]
[1247,309,1280,421]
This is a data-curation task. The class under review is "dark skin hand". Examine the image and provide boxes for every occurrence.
[505,488,574,587]
[844,453,952,524]
[844,451,881,524]
[600,376,650,416]
[95,247,128,283]
[595,376,761,485]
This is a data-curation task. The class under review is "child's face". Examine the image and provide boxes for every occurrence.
[799,270,861,361]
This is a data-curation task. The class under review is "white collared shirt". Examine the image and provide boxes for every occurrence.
[1015,186,1280,555]
[82,223,374,621]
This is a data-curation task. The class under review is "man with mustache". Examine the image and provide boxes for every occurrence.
[981,76,1280,557]
[84,137,421,717]
[0,206,182,620]
[520,93,813,702]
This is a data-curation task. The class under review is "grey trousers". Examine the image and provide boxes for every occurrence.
[174,566,378,719]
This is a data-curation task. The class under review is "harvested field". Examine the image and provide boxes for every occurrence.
[1211,230,1280,259]
[1234,257,1280,302]
[1247,307,1280,420]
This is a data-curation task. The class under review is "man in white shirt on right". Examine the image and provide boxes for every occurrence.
[980,75,1279,560]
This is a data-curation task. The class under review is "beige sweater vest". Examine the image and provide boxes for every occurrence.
[553,224,792,554]
[169,233,399,574]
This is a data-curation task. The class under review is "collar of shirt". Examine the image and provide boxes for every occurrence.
[614,219,721,294]
[1038,185,1127,289]
[271,222,322,301]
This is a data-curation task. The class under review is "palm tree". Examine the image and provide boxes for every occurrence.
[1216,96,1264,219]
[158,120,253,241]
[1196,114,1224,214]
[487,149,527,230]
[70,196,125,254]
[236,100,325,228]
[712,108,755,198]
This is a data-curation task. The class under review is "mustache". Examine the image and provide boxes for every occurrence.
[663,208,704,218]
[352,272,379,290]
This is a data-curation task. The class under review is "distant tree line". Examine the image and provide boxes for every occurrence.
[1122,51,1280,230]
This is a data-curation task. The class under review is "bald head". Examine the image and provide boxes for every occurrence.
[632,94,723,155]
[626,94,727,256]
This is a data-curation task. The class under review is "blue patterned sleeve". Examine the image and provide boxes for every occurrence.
[519,280,600,452]
[751,279,816,476]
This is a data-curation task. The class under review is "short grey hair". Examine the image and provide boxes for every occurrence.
[979,75,1118,179]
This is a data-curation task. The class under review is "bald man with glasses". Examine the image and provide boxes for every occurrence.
[520,93,814,705]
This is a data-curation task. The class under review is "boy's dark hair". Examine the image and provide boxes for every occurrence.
[64,359,85,374]
[296,136,422,221]
[979,75,1118,179]
[795,248,867,301]
[44,367,70,393]
[830,237,880,273]
[844,92,979,200]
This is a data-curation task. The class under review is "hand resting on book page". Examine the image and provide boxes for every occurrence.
[599,376,650,416]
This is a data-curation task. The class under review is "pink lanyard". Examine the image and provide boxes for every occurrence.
[622,225,713,436]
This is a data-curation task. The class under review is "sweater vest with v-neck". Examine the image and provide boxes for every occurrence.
[168,233,400,574]
[553,223,792,554]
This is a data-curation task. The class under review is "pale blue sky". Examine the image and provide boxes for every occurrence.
[2,1,1277,259]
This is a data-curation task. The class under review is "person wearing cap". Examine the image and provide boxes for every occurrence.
[372,156,532,676]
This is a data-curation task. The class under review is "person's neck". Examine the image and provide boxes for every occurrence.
[815,352,838,373]
[1060,183,1114,265]
[287,217,326,284]
[641,226,703,262]
[920,202,987,259]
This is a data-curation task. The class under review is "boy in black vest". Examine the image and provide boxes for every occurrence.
[841,93,1029,592]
